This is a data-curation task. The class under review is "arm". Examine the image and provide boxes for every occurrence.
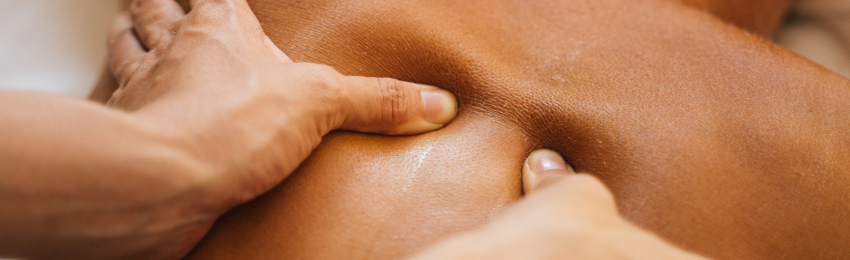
[0,0,457,259]
[0,91,205,259]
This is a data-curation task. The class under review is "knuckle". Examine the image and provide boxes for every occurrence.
[298,64,346,102]
[106,89,124,107]
[151,45,167,58]
[186,0,234,27]
[375,77,410,126]
[303,64,342,88]
[149,29,174,52]
[186,9,217,27]
[116,61,142,87]
[130,0,154,12]
[136,7,165,24]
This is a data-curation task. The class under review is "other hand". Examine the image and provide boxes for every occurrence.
[408,150,709,260]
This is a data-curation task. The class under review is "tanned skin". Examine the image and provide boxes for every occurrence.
[180,0,850,259]
[0,0,458,259]
[80,0,850,259]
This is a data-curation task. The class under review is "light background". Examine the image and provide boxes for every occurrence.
[0,0,847,259]
[0,0,120,98]
[0,0,848,99]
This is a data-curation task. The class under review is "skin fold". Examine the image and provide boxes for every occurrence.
[172,0,850,259]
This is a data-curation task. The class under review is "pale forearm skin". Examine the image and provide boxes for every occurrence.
[0,77,328,258]
[0,91,210,259]
[0,1,456,257]
[0,0,456,258]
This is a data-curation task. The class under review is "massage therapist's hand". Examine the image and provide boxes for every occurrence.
[0,0,455,259]
[409,150,709,260]
[110,0,457,169]
[109,0,457,258]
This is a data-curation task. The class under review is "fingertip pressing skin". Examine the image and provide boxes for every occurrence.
[336,75,458,135]
[421,88,458,125]
[383,84,458,135]
[522,149,575,194]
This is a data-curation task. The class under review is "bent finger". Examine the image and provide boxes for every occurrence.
[339,76,458,135]
[130,0,186,50]
[107,12,145,85]
[189,0,248,8]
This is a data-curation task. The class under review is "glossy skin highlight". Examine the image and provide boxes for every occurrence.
[409,149,709,260]
[183,0,850,259]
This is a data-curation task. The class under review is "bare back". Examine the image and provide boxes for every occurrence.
[181,0,850,259]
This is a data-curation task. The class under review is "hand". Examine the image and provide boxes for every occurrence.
[408,150,709,260]
[0,0,455,259]
[107,0,457,258]
[110,0,458,163]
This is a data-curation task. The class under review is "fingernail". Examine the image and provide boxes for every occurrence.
[526,149,568,174]
[421,89,458,125]
[523,149,570,194]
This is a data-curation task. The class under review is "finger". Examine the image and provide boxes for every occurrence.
[183,0,258,33]
[522,149,618,212]
[107,12,146,85]
[338,76,458,135]
[176,0,190,12]
[130,0,186,50]
[522,149,575,194]
[189,0,247,7]
[188,0,251,12]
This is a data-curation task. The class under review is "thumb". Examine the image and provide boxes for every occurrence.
[522,149,617,213]
[338,76,458,135]
[522,149,576,194]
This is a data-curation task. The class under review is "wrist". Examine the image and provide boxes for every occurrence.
[128,97,286,213]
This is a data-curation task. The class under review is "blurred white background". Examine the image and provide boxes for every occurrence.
[0,1,117,256]
[0,0,119,98]
[0,0,848,101]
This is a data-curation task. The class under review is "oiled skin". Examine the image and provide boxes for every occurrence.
[183,0,850,259]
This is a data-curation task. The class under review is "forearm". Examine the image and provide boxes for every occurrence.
[0,91,209,259]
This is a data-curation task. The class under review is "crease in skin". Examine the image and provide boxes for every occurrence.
[179,0,850,259]
[272,0,543,122]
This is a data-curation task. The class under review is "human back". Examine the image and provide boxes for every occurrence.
[182,0,850,259]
